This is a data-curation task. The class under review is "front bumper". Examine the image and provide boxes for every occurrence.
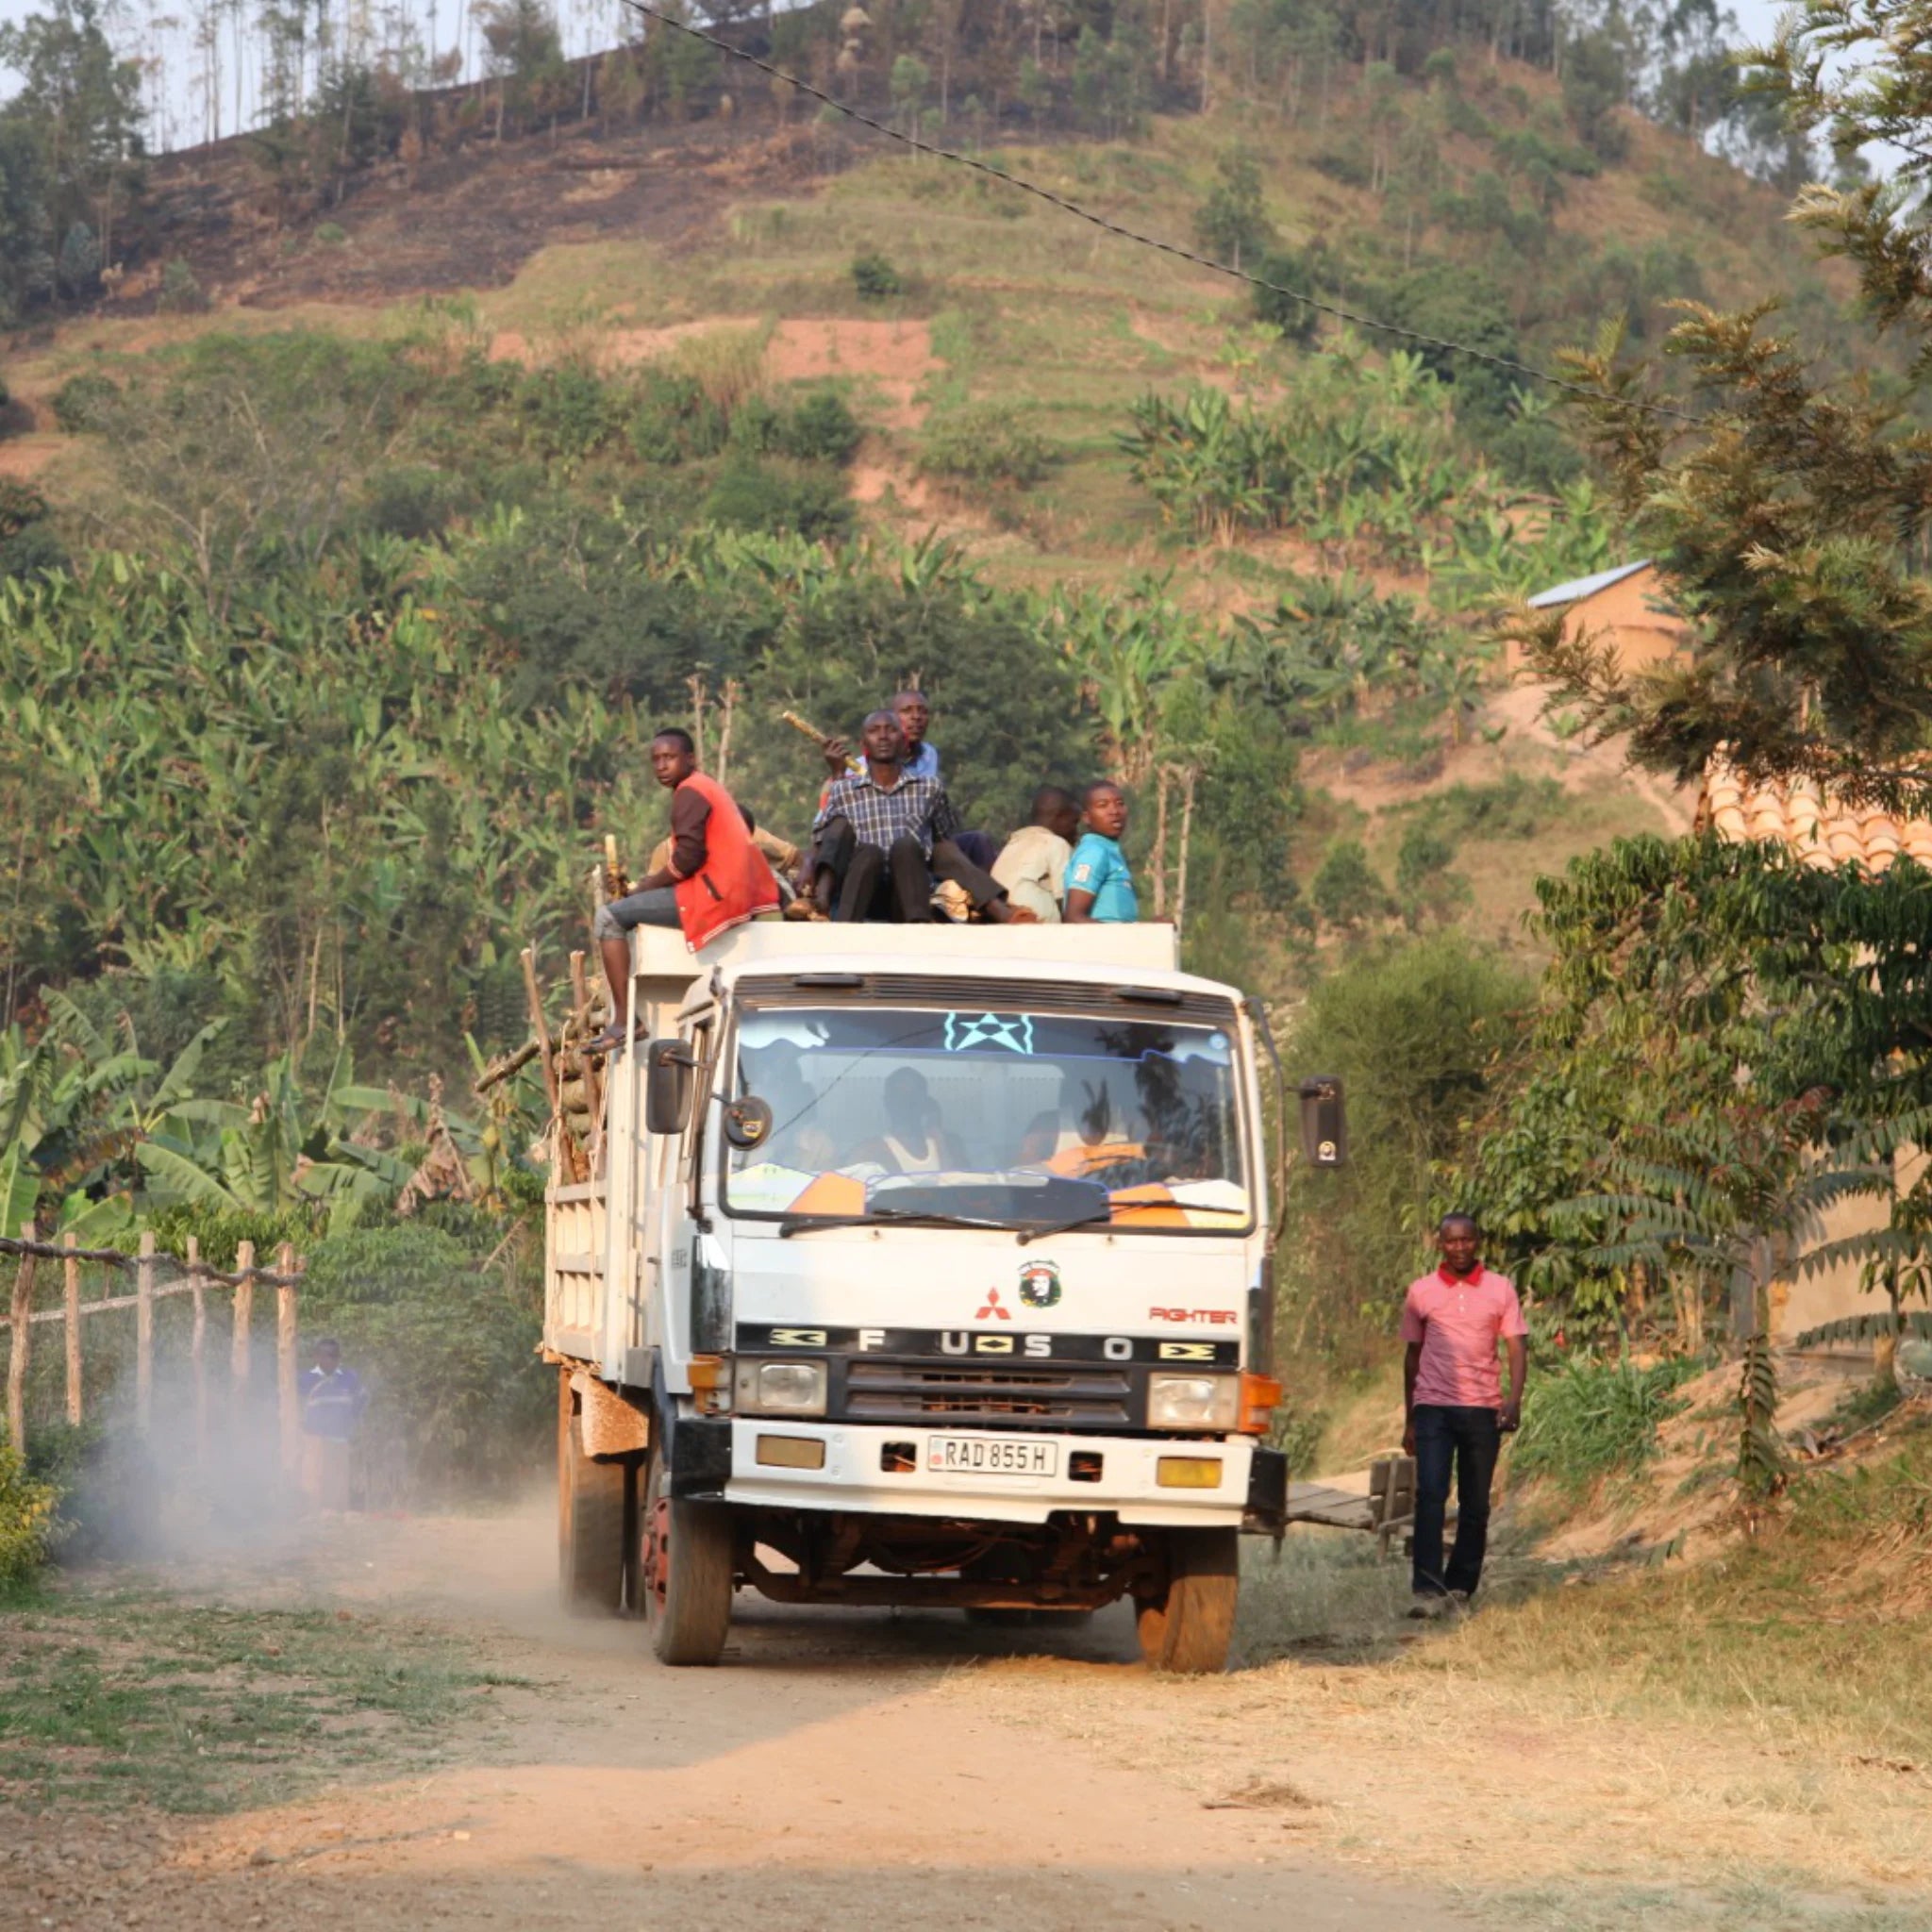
[675,1417,1281,1529]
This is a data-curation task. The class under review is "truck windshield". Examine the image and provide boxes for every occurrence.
[723,1004,1250,1234]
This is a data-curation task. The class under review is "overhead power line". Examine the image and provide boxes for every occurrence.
[617,0,1700,425]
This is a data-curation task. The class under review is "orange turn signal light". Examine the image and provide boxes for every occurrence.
[1239,1372,1283,1435]
[689,1355,729,1392]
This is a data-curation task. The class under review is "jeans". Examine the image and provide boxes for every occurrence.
[1410,1403,1501,1598]
[592,886,680,940]
[814,818,934,922]
[814,819,1009,922]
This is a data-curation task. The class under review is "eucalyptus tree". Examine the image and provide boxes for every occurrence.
[0,0,144,294]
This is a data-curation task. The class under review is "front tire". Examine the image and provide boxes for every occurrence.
[558,1372,628,1615]
[641,1441,735,1666]
[1136,1528,1239,1674]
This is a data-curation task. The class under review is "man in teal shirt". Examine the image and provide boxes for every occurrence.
[1064,781,1138,923]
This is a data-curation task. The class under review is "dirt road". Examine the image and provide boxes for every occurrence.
[21,1508,1465,1932]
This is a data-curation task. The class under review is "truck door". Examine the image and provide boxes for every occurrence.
[652,1011,714,1382]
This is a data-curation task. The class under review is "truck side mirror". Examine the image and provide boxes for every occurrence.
[644,1038,696,1135]
[1299,1075,1346,1169]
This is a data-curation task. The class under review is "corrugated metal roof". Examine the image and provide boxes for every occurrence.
[1701,757,1932,876]
[1526,559,1654,609]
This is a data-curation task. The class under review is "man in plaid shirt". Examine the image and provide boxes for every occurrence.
[808,711,1033,924]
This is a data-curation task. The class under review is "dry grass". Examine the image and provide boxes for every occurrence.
[948,1432,1932,1926]
[669,321,774,412]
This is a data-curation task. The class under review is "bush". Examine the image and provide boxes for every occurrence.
[0,1444,60,1586]
[149,1203,322,1270]
[732,386,863,466]
[1383,264,1524,424]
[314,221,349,245]
[918,403,1055,488]
[1250,246,1326,346]
[628,368,729,465]
[1395,822,1469,928]
[1512,1356,1699,1495]
[851,251,905,299]
[157,257,210,315]
[0,477,64,581]
[51,371,120,433]
[1415,773,1563,843]
[778,387,863,465]
[1281,937,1532,1360]
[364,464,465,539]
[1311,840,1391,930]
[518,363,622,462]
[700,456,854,541]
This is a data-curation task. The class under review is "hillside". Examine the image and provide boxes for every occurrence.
[3,34,1821,978]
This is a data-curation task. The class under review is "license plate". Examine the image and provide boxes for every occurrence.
[925,1435,1058,1477]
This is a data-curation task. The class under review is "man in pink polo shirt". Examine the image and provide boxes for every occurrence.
[1400,1212,1528,1613]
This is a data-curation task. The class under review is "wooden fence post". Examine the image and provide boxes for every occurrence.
[276,1242,300,1480]
[136,1230,156,1437]
[232,1240,255,1414]
[187,1235,208,1465]
[63,1232,81,1429]
[8,1221,36,1456]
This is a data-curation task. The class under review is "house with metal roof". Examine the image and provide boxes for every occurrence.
[1511,558,1690,677]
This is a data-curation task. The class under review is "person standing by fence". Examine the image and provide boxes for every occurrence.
[299,1338,366,1514]
[1400,1213,1527,1615]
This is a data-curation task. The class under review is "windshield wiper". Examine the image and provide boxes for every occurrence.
[1015,1203,1254,1246]
[777,1208,1018,1239]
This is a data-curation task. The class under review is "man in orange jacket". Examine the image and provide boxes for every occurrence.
[591,728,779,1050]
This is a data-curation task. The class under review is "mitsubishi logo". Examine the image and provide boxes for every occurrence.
[975,1285,1013,1322]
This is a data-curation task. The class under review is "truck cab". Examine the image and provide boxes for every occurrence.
[546,921,1314,1674]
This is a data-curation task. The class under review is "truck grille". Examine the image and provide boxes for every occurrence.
[842,1359,1133,1429]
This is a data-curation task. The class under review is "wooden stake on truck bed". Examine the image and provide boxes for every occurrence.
[569,949,606,1158]
[523,943,581,1180]
[521,945,562,1115]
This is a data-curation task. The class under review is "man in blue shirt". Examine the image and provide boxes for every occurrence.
[299,1339,367,1513]
[1064,781,1139,923]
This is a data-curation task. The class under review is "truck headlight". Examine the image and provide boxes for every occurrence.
[1147,1373,1239,1430]
[734,1359,827,1416]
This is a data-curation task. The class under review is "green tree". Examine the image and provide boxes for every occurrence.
[890,54,931,137]
[1193,146,1275,272]
[1394,821,1470,929]
[0,120,54,324]
[475,0,569,138]
[1283,939,1531,1361]
[1310,840,1391,930]
[1523,0,1932,812]
[0,0,142,300]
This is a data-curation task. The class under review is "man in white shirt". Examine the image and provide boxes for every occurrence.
[991,787,1081,923]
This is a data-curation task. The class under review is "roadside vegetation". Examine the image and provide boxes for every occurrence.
[0,1578,507,1812]
[1,0,1928,1700]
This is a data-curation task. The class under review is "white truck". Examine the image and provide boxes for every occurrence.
[544,921,1341,1673]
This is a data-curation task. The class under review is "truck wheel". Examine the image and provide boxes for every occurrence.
[641,1446,735,1666]
[1136,1528,1239,1674]
[558,1373,628,1615]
